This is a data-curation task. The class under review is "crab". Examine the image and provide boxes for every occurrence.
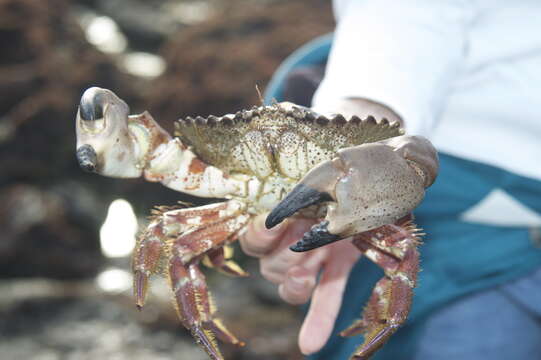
[75,87,438,360]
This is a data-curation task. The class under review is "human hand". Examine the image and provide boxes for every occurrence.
[239,214,361,355]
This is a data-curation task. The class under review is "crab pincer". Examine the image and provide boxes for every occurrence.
[267,136,437,251]
[266,136,438,358]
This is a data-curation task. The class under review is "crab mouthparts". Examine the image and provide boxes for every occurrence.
[76,144,98,173]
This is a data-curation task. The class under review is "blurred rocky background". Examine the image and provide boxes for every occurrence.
[0,0,333,359]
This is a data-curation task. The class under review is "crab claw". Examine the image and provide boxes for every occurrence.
[76,87,144,177]
[76,86,175,180]
[265,158,343,251]
[267,136,438,252]
[76,88,110,172]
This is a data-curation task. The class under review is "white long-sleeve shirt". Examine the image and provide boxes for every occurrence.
[313,0,541,182]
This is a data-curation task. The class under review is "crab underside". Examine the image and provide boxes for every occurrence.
[75,87,438,360]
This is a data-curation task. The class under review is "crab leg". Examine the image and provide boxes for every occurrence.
[170,214,250,264]
[133,200,247,308]
[169,258,222,359]
[167,215,250,359]
[203,245,250,277]
[189,264,246,346]
[339,278,389,339]
[169,260,245,360]
[341,220,421,360]
[134,199,250,359]
[133,221,164,309]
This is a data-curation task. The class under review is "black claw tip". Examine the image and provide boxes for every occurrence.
[290,221,341,252]
[76,144,98,172]
[266,184,333,229]
[79,89,106,121]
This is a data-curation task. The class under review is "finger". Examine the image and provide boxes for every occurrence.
[259,219,315,284]
[278,265,318,305]
[277,249,322,304]
[298,241,360,355]
[277,246,328,304]
[239,213,288,258]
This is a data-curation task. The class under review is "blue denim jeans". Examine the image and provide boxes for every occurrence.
[413,266,541,359]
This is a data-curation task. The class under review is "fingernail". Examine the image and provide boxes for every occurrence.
[289,275,308,291]
[288,270,315,295]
